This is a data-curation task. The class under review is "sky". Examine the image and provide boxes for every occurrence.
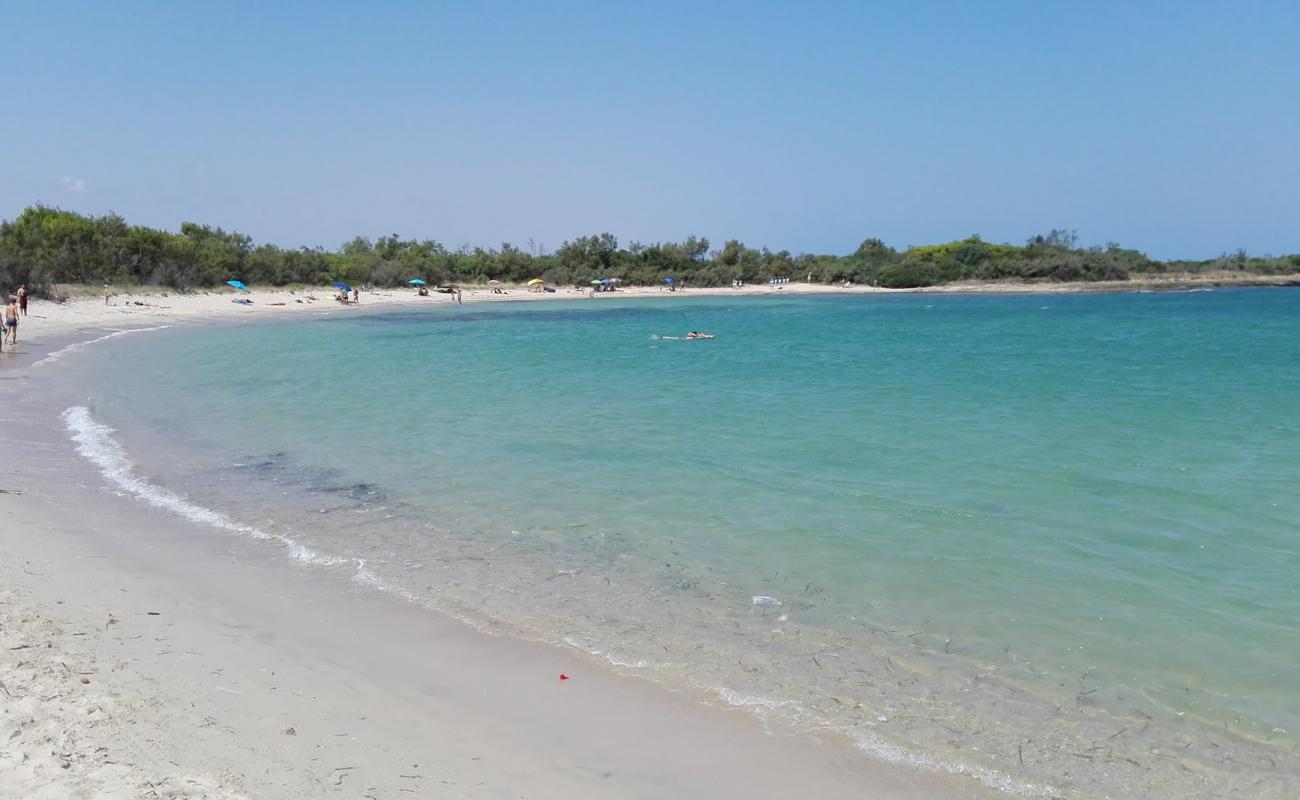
[2,0,1298,260]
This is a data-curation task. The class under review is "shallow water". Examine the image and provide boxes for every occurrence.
[59,290,1300,797]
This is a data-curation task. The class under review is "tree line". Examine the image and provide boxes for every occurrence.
[2,205,1297,297]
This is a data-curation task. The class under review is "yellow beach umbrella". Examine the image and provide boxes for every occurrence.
[527,278,545,286]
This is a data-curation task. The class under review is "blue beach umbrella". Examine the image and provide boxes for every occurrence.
[332,280,351,291]
[664,276,675,285]
[226,280,249,292]
[408,278,426,286]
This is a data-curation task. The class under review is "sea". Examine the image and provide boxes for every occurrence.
[43,289,1300,798]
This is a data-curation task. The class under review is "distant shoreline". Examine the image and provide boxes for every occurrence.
[9,272,1298,355]
[913,271,1300,294]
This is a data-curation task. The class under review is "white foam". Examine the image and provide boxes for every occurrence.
[711,677,1057,798]
[287,543,350,567]
[62,405,366,579]
[63,406,266,537]
[351,561,425,604]
[851,732,1058,798]
[715,687,802,712]
[33,325,173,367]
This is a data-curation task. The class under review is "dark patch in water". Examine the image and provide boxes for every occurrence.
[223,453,386,503]
[308,481,386,502]
[233,451,291,473]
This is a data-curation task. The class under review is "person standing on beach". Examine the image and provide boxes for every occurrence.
[351,286,359,304]
[16,285,27,317]
[103,284,111,305]
[4,296,18,345]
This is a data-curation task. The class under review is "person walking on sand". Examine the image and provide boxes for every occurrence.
[4,296,18,345]
[103,284,111,305]
[351,286,360,304]
[16,285,27,317]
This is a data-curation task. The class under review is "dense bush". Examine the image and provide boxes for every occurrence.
[2,207,1295,297]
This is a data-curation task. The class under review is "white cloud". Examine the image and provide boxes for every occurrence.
[60,175,88,194]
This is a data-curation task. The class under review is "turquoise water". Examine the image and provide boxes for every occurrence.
[69,290,1300,797]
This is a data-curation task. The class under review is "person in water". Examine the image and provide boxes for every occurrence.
[4,296,18,345]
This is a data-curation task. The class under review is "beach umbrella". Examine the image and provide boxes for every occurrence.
[332,280,351,291]
[590,279,603,285]
[664,277,675,285]
[600,278,614,285]
[488,279,501,285]
[226,280,249,292]
[408,278,426,286]
[527,278,545,286]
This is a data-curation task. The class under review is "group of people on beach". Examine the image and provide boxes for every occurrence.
[1,285,28,350]
[413,285,463,303]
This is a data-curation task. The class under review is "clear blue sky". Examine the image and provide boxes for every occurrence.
[3,0,1297,259]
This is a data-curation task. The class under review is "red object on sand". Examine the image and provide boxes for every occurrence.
[559,674,570,681]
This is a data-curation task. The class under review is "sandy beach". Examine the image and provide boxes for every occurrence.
[0,290,1013,799]
[12,271,1298,346]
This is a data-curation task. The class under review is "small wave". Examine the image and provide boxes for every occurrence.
[711,679,1057,798]
[287,543,351,567]
[851,732,1058,797]
[61,405,372,579]
[33,325,173,368]
[715,686,802,712]
[351,561,426,605]
[63,406,268,538]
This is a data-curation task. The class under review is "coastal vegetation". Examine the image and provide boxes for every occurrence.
[2,205,1298,297]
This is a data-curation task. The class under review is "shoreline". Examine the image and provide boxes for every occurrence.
[12,271,1298,349]
[1,304,1003,798]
